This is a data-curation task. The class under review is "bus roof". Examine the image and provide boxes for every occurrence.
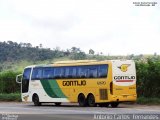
[54,60,134,64]
[24,64,53,68]
[54,60,97,64]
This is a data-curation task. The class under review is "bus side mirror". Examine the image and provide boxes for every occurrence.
[16,74,22,84]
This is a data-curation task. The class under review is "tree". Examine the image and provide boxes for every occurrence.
[70,52,86,60]
[39,44,43,48]
[89,49,95,55]
[71,47,80,53]
[26,43,32,48]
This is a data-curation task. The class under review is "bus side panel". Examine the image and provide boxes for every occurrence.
[29,80,70,102]
[56,63,113,103]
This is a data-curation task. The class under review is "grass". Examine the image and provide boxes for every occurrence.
[0,93,21,102]
[137,97,160,105]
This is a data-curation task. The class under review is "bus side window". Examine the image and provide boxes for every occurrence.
[72,67,77,78]
[98,65,108,78]
[77,66,88,78]
[31,67,43,80]
[54,67,64,79]
[67,67,77,78]
[88,65,98,78]
[65,67,77,78]
[65,67,71,78]
[65,67,72,78]
[42,67,54,79]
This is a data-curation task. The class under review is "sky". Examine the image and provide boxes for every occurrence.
[0,0,159,55]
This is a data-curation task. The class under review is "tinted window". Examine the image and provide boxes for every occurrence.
[42,67,54,79]
[29,64,108,80]
[77,66,88,78]
[31,67,43,80]
[65,67,77,78]
[88,66,98,78]
[98,65,108,78]
[23,68,31,80]
[76,65,108,78]
[22,68,31,93]
[54,67,64,78]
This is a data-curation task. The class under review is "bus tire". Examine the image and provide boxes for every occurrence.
[78,93,86,107]
[111,102,119,108]
[55,102,61,106]
[33,94,41,106]
[87,94,96,107]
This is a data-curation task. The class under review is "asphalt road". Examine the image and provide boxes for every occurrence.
[0,102,160,120]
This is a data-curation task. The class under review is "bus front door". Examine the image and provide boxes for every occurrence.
[21,68,31,102]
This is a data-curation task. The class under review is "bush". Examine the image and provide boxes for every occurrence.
[137,97,160,105]
[136,58,160,98]
[0,93,21,101]
[0,71,21,93]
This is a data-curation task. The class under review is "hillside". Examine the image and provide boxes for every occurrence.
[0,41,86,72]
[0,41,159,72]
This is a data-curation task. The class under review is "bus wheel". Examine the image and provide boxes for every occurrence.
[33,94,41,106]
[55,102,61,106]
[78,93,86,107]
[111,102,119,108]
[87,94,96,107]
[98,103,109,107]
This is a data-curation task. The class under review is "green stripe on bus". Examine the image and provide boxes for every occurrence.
[40,80,67,98]
[40,80,58,98]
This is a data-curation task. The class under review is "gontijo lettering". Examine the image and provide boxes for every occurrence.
[114,76,135,82]
[62,80,86,86]
[114,76,135,80]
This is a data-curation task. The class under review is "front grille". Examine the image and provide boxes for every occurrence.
[99,89,108,100]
